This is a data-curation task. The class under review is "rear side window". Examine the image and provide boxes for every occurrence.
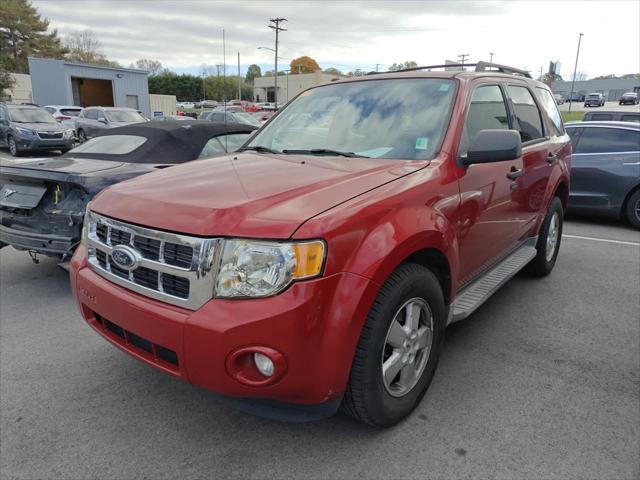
[507,85,544,142]
[574,128,640,154]
[459,85,510,157]
[621,114,640,123]
[588,113,614,121]
[70,135,147,155]
[535,88,563,136]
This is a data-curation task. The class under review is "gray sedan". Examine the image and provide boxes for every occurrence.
[566,121,640,228]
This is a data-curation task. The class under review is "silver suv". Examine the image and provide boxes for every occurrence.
[75,107,146,142]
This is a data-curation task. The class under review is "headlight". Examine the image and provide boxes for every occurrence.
[81,207,94,245]
[15,127,36,137]
[63,129,74,139]
[215,239,325,298]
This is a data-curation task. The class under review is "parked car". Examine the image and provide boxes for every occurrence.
[75,107,146,142]
[200,110,262,127]
[584,93,605,107]
[211,105,245,113]
[565,121,640,228]
[564,92,585,103]
[43,105,83,132]
[553,93,565,105]
[582,110,640,122]
[0,121,257,262]
[152,115,197,122]
[198,100,218,108]
[252,111,276,123]
[619,92,639,105]
[0,103,74,156]
[69,63,571,426]
[178,102,196,109]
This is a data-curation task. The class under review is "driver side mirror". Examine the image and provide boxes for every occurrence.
[463,129,522,166]
[98,117,107,125]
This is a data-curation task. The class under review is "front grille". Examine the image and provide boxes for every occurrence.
[37,131,63,139]
[94,313,179,367]
[86,212,219,310]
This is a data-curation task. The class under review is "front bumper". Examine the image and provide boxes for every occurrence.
[16,136,73,151]
[70,245,376,406]
[0,223,76,256]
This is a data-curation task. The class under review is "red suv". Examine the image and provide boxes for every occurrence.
[70,63,571,427]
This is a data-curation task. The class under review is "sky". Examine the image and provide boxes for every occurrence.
[33,0,640,79]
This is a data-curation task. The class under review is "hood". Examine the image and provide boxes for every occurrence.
[0,157,124,175]
[13,122,64,132]
[91,152,426,238]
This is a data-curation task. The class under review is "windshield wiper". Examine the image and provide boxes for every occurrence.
[282,149,368,158]
[236,145,281,154]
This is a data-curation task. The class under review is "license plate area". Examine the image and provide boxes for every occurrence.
[0,183,47,209]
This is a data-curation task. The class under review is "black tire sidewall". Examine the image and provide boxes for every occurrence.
[78,130,86,143]
[626,190,640,229]
[356,264,446,426]
[537,197,564,271]
[8,136,18,156]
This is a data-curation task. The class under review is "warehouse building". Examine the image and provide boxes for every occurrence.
[27,58,151,117]
[254,71,346,104]
[551,78,640,102]
[3,73,33,103]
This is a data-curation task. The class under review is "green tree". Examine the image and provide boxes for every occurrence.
[0,0,67,73]
[245,64,262,84]
[0,67,15,99]
[388,61,418,72]
[290,56,320,74]
[64,30,120,67]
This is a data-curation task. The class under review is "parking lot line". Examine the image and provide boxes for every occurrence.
[563,234,640,246]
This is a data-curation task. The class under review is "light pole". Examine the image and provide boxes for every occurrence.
[568,33,583,113]
[489,52,494,63]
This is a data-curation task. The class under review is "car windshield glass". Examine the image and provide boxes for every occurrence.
[8,108,56,123]
[233,112,262,127]
[60,109,81,116]
[105,110,145,123]
[69,135,147,155]
[246,78,457,160]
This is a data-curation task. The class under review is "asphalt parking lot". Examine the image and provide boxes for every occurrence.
[0,217,638,480]
[558,100,639,113]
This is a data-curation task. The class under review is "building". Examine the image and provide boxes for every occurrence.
[253,71,346,104]
[4,73,33,103]
[27,58,151,116]
[551,78,640,101]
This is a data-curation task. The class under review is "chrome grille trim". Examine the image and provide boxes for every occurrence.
[85,212,220,310]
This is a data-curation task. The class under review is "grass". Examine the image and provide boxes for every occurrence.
[561,111,584,122]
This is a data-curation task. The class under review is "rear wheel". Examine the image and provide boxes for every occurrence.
[526,196,563,276]
[625,189,640,230]
[77,129,87,143]
[342,263,445,427]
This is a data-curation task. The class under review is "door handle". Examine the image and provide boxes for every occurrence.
[546,152,558,163]
[506,168,523,180]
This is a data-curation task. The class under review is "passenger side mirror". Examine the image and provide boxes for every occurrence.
[98,118,107,125]
[463,129,522,166]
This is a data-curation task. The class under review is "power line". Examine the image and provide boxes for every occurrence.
[269,17,287,108]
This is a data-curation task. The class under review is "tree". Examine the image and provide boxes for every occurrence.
[388,61,418,72]
[64,30,119,67]
[131,59,167,75]
[245,64,262,84]
[540,72,563,86]
[0,67,15,99]
[323,67,342,75]
[290,56,320,74]
[0,0,67,73]
[592,73,640,80]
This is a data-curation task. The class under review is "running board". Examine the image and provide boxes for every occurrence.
[449,237,538,324]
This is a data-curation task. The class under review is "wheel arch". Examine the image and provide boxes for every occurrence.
[553,180,569,210]
[621,183,640,219]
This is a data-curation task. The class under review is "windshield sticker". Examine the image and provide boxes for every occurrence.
[439,83,451,91]
[415,137,429,150]
[356,147,393,158]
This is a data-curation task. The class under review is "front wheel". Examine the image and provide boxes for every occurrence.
[526,196,564,276]
[7,135,20,156]
[77,129,87,143]
[625,189,640,230]
[342,263,445,427]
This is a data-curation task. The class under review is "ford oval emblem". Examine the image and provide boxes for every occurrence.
[110,245,140,271]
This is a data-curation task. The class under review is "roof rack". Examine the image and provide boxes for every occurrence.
[368,61,532,78]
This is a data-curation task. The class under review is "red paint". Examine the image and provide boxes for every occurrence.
[71,71,571,406]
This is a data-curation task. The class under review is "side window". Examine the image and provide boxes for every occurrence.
[566,127,582,149]
[620,114,640,123]
[44,107,55,114]
[198,138,226,158]
[97,110,106,121]
[459,85,509,157]
[535,87,563,136]
[0,107,6,121]
[507,85,544,142]
[574,128,640,154]
[590,113,614,121]
[85,109,97,120]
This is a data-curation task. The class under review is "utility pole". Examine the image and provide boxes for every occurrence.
[568,32,583,113]
[269,17,287,108]
[222,29,226,105]
[539,66,543,81]
[457,53,470,69]
[489,52,494,63]
[237,52,241,101]
[375,63,380,72]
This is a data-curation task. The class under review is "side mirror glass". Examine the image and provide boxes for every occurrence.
[463,129,522,165]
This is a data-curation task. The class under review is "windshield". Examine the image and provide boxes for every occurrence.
[69,135,147,155]
[105,110,145,123]
[8,107,57,124]
[587,94,600,98]
[246,78,457,159]
[232,112,262,127]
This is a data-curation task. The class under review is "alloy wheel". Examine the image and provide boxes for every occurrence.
[8,137,17,156]
[546,211,560,262]
[381,297,434,398]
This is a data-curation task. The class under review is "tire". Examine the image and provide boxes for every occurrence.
[59,148,70,154]
[625,189,640,230]
[7,135,21,157]
[525,196,564,276]
[342,263,446,427]
[77,129,87,143]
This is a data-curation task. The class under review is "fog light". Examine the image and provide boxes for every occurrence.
[253,353,275,377]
